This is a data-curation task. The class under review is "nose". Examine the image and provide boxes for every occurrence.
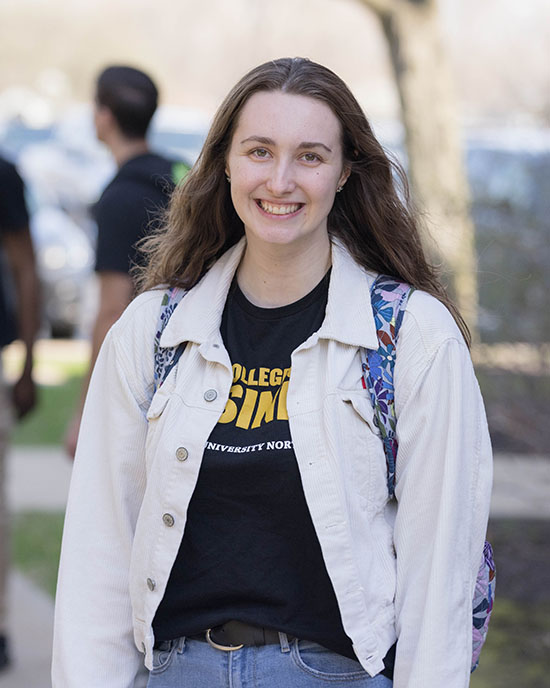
[265,159,296,196]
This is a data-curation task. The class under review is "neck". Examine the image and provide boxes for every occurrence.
[107,136,150,168]
[237,235,331,308]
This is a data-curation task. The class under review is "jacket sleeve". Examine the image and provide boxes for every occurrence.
[392,310,493,687]
[52,325,150,687]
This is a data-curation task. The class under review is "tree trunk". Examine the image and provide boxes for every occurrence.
[358,0,478,332]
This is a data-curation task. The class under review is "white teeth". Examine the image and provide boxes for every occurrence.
[259,200,301,215]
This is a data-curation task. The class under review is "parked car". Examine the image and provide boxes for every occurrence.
[149,105,209,164]
[29,196,95,338]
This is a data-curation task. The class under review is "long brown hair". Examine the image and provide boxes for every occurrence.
[135,57,470,345]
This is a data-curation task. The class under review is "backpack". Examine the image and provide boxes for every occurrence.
[153,275,495,672]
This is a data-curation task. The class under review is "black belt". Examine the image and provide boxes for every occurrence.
[190,620,290,651]
[162,621,393,678]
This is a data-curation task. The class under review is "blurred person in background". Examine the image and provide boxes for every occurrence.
[53,58,493,687]
[0,155,40,671]
[64,65,188,457]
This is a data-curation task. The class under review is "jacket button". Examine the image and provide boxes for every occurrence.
[162,513,175,527]
[204,389,217,402]
[175,446,188,461]
[146,578,156,591]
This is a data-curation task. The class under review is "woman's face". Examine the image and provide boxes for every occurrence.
[225,90,349,253]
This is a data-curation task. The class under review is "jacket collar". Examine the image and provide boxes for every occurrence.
[159,236,379,350]
[319,240,378,349]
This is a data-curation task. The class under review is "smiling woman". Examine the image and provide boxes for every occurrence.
[224,90,349,306]
[133,58,468,339]
[52,58,493,688]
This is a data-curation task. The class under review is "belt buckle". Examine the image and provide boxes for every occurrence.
[205,627,244,652]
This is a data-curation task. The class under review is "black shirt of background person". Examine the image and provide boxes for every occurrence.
[0,157,30,348]
[94,152,179,275]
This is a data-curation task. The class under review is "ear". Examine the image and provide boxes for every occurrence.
[338,163,351,190]
[94,104,114,132]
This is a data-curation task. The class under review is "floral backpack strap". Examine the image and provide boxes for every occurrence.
[362,274,496,671]
[361,275,413,497]
[471,542,496,671]
[153,286,187,392]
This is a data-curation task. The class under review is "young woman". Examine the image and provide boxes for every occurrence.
[52,58,493,688]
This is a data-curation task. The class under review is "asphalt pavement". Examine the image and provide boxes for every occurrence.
[1,446,549,687]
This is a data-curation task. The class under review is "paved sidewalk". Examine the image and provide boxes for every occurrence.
[6,447,73,513]
[0,447,70,688]
[0,572,53,688]
[1,447,549,687]
[490,453,550,518]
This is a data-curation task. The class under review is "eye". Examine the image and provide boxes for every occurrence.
[301,152,322,163]
[251,148,271,159]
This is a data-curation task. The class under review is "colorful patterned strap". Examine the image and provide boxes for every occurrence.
[363,275,495,672]
[153,286,186,392]
[472,542,496,671]
[361,275,413,497]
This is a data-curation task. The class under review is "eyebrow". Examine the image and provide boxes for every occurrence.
[239,136,333,154]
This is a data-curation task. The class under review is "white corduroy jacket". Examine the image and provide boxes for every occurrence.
[52,238,493,688]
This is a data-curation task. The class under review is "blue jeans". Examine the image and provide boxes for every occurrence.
[146,634,393,687]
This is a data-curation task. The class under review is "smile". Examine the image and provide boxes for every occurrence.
[257,200,303,216]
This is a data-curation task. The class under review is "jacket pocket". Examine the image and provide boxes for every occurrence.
[339,390,381,436]
[146,390,170,421]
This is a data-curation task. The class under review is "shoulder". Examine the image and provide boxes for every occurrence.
[0,158,25,196]
[150,152,175,171]
[98,289,167,406]
[394,289,470,403]
[94,174,147,228]
[109,289,166,363]
[401,289,466,356]
[94,173,126,216]
[123,153,174,183]
[368,275,465,357]
[111,289,166,340]
[0,157,18,180]
[0,159,28,231]
[147,154,178,192]
[96,171,133,205]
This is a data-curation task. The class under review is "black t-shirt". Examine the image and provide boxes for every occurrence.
[154,272,360,658]
[94,152,185,275]
[0,157,29,348]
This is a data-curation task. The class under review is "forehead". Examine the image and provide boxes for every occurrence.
[232,90,342,145]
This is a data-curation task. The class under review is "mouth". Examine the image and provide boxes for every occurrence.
[256,199,304,216]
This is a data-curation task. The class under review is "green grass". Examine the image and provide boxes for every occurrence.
[11,510,65,598]
[470,518,550,687]
[471,600,550,688]
[12,375,83,445]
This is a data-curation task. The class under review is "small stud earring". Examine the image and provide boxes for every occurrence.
[226,175,231,183]
[336,185,344,193]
